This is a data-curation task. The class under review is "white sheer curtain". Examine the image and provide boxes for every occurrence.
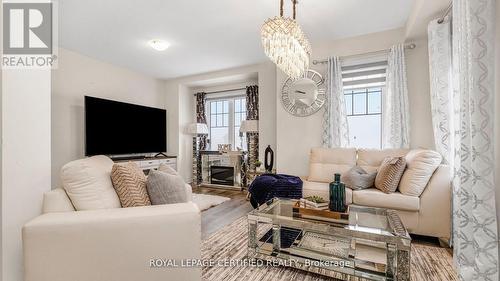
[428,15,456,251]
[322,56,349,148]
[383,44,410,149]
[451,0,499,280]
[428,18,454,167]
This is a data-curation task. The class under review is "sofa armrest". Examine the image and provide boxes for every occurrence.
[23,203,202,281]
[417,165,452,240]
[185,183,193,201]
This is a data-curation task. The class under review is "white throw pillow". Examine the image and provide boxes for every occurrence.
[61,155,121,210]
[157,163,178,175]
[399,149,442,197]
[42,188,75,213]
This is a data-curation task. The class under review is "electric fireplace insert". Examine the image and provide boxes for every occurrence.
[210,166,234,186]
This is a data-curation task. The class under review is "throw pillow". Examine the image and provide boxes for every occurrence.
[399,149,442,197]
[157,163,178,175]
[146,169,188,205]
[43,188,76,213]
[343,166,377,190]
[374,156,406,194]
[61,155,121,211]
[111,162,151,207]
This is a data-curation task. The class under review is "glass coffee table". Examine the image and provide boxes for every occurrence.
[247,198,411,281]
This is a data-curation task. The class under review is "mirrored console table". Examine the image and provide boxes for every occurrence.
[200,151,244,190]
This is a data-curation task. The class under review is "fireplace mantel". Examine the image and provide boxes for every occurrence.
[199,151,244,190]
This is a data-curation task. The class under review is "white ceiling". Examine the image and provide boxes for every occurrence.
[59,0,414,79]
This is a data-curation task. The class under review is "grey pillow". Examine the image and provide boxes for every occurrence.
[147,169,188,205]
[343,166,377,190]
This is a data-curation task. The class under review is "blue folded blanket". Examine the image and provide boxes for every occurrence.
[248,174,303,207]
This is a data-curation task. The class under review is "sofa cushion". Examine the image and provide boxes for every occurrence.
[147,169,188,205]
[399,149,442,197]
[357,148,408,173]
[158,163,178,175]
[42,188,75,213]
[343,166,377,190]
[111,162,151,207]
[308,147,356,183]
[302,180,353,205]
[353,188,420,211]
[375,156,406,193]
[61,155,121,211]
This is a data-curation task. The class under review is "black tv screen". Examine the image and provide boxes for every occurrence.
[85,96,166,156]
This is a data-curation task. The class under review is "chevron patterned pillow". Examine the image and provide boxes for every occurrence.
[111,162,151,207]
[375,156,407,194]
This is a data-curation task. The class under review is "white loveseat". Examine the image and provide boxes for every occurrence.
[303,148,451,242]
[23,156,202,281]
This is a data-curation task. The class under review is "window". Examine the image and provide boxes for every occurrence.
[234,98,247,150]
[209,100,229,150]
[344,88,382,148]
[342,60,387,148]
[206,96,247,151]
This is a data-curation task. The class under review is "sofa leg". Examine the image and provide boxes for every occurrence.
[438,237,450,248]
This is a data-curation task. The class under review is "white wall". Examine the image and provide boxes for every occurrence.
[178,84,195,182]
[406,38,435,149]
[275,68,323,177]
[0,5,50,280]
[164,63,276,181]
[51,48,165,187]
[405,0,450,40]
[164,82,181,159]
[276,28,434,176]
[2,69,51,281]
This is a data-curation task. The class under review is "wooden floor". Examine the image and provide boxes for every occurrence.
[193,186,254,239]
[194,186,447,250]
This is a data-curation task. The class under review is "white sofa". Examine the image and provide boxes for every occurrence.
[23,156,202,281]
[303,147,451,242]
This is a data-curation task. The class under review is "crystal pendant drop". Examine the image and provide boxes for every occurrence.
[261,16,311,80]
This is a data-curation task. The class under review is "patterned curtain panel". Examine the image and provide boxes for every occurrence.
[246,85,259,163]
[195,92,208,150]
[322,56,349,148]
[383,44,410,149]
[452,0,499,279]
[427,19,454,167]
[246,85,259,120]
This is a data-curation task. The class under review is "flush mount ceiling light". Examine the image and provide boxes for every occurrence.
[261,0,311,80]
[148,39,170,51]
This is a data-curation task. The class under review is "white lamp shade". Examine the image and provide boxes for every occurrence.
[240,120,259,133]
[187,123,209,135]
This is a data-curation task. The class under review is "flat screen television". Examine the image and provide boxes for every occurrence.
[85,96,166,156]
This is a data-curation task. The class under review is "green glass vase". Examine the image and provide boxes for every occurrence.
[329,173,346,212]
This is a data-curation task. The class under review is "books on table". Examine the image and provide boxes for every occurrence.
[299,198,329,210]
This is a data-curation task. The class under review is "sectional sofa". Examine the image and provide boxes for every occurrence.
[22,156,201,281]
[302,147,451,243]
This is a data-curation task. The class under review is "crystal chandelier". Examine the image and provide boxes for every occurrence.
[261,0,311,79]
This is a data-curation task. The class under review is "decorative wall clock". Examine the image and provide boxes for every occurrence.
[281,70,326,117]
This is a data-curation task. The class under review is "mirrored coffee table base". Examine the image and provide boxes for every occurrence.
[247,199,411,281]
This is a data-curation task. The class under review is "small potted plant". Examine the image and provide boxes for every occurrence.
[255,160,262,171]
